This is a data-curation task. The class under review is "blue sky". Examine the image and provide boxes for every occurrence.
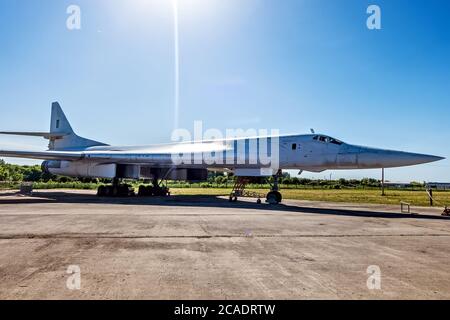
[0,0,449,182]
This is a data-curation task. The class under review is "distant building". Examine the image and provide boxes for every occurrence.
[427,182,450,190]
[384,181,414,189]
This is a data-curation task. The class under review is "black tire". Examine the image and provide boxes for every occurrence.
[105,186,113,197]
[266,192,279,204]
[257,199,262,204]
[138,186,146,197]
[154,187,169,197]
[112,186,119,197]
[274,191,282,203]
[118,185,128,197]
[97,186,106,197]
[139,186,153,196]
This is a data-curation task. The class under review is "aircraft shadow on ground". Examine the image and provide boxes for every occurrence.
[0,191,448,221]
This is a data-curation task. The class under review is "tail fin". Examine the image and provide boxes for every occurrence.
[0,102,108,151]
[49,102,108,150]
[51,102,74,135]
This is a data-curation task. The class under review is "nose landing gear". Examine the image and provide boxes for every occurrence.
[266,170,283,204]
[266,190,282,204]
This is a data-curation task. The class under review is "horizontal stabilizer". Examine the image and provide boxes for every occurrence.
[0,132,66,139]
[0,149,83,161]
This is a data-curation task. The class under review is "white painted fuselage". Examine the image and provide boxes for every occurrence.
[0,103,445,180]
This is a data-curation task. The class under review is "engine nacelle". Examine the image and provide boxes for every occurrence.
[139,167,208,182]
[42,161,116,179]
[41,161,209,182]
[167,169,208,182]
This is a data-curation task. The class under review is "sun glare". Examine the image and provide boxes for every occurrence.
[130,0,221,18]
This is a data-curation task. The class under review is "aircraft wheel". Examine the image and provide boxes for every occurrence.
[274,191,282,203]
[97,186,106,197]
[257,199,262,204]
[111,186,119,197]
[150,186,159,196]
[163,187,170,197]
[138,186,146,197]
[153,187,169,197]
[138,186,152,196]
[266,192,279,204]
[104,186,113,197]
[118,185,130,197]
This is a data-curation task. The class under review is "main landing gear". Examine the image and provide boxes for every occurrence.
[97,177,171,198]
[97,178,135,197]
[137,178,170,197]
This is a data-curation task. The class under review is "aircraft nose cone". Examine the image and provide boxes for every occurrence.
[407,154,446,165]
[425,155,446,162]
[357,147,445,169]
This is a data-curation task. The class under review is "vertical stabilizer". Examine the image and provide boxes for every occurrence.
[51,102,74,135]
[48,102,108,150]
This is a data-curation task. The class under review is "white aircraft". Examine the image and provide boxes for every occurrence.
[0,102,444,204]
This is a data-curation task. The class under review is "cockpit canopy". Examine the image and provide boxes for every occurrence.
[312,135,343,145]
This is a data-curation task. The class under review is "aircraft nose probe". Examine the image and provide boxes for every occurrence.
[355,145,445,169]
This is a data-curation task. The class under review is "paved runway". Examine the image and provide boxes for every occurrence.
[0,190,449,299]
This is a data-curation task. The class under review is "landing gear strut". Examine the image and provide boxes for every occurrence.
[266,171,283,204]
[97,178,135,197]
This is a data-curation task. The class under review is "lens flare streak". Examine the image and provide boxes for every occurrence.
[173,0,180,130]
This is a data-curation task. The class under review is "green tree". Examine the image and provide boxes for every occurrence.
[22,165,43,182]
[0,165,8,181]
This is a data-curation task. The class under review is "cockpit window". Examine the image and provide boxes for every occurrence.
[329,138,343,145]
[313,135,343,145]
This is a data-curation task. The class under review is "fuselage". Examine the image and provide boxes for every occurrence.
[66,133,443,173]
[2,103,445,181]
